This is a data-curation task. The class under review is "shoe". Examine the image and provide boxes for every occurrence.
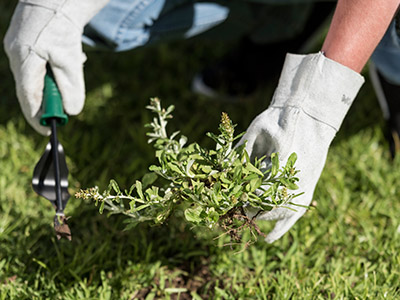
[192,2,336,100]
[192,38,286,101]
[369,62,400,158]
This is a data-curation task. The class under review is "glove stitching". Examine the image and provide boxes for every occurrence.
[19,0,63,11]
[31,15,81,62]
[270,104,338,132]
[58,8,83,31]
[115,0,154,44]
[270,55,341,131]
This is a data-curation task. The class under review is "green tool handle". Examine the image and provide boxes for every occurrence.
[40,66,68,127]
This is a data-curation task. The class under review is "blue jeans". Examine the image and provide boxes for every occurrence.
[83,0,314,51]
[371,20,400,85]
[83,0,399,85]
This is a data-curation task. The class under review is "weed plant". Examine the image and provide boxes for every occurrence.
[77,98,302,247]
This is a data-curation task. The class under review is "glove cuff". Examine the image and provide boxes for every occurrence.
[271,52,365,131]
[19,0,109,27]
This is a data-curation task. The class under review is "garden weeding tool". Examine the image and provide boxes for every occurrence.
[32,66,71,241]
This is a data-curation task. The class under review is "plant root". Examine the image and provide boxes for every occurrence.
[218,207,266,251]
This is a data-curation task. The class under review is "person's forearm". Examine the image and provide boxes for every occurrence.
[322,0,400,73]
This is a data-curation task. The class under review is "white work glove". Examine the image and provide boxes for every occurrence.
[241,52,364,243]
[4,0,109,135]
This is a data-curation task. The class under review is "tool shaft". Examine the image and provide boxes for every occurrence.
[50,118,63,214]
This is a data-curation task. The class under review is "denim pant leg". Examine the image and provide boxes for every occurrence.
[83,0,317,52]
[371,20,400,85]
[83,0,230,51]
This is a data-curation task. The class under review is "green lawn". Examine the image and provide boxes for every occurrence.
[1,1,400,299]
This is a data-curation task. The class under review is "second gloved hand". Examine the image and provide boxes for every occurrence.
[239,52,364,243]
[4,0,109,135]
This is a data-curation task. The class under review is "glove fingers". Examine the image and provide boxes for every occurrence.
[51,51,86,116]
[17,53,47,118]
[23,111,51,136]
[16,53,50,135]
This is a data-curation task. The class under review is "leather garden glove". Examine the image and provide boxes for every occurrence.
[240,53,364,243]
[4,0,109,135]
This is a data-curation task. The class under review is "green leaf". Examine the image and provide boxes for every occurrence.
[179,136,187,148]
[145,186,161,201]
[249,177,262,191]
[286,152,297,166]
[99,201,105,214]
[110,179,120,194]
[243,174,259,182]
[213,182,221,194]
[208,210,220,224]
[253,155,266,169]
[136,180,144,200]
[165,288,188,294]
[245,162,264,176]
[145,292,156,300]
[286,181,299,190]
[185,159,195,177]
[232,184,243,195]
[184,206,203,223]
[233,166,243,181]
[142,173,158,189]
[128,183,136,196]
[270,153,279,177]
[170,130,180,140]
[129,200,136,211]
[288,200,308,209]
[206,132,225,146]
[123,221,140,231]
[234,143,246,155]
[134,204,150,212]
[280,178,298,190]
[232,131,245,141]
[244,149,250,163]
[168,162,184,175]
[191,292,204,300]
[165,104,175,115]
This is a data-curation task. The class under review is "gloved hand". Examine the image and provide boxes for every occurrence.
[4,0,109,135]
[240,52,364,243]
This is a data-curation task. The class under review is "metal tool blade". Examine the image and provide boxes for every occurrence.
[32,141,70,211]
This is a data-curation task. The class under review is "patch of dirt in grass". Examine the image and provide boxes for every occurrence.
[2,275,17,284]
[133,259,213,299]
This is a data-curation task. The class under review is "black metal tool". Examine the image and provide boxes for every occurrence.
[32,66,71,240]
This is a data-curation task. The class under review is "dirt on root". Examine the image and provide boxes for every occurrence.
[218,207,266,250]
